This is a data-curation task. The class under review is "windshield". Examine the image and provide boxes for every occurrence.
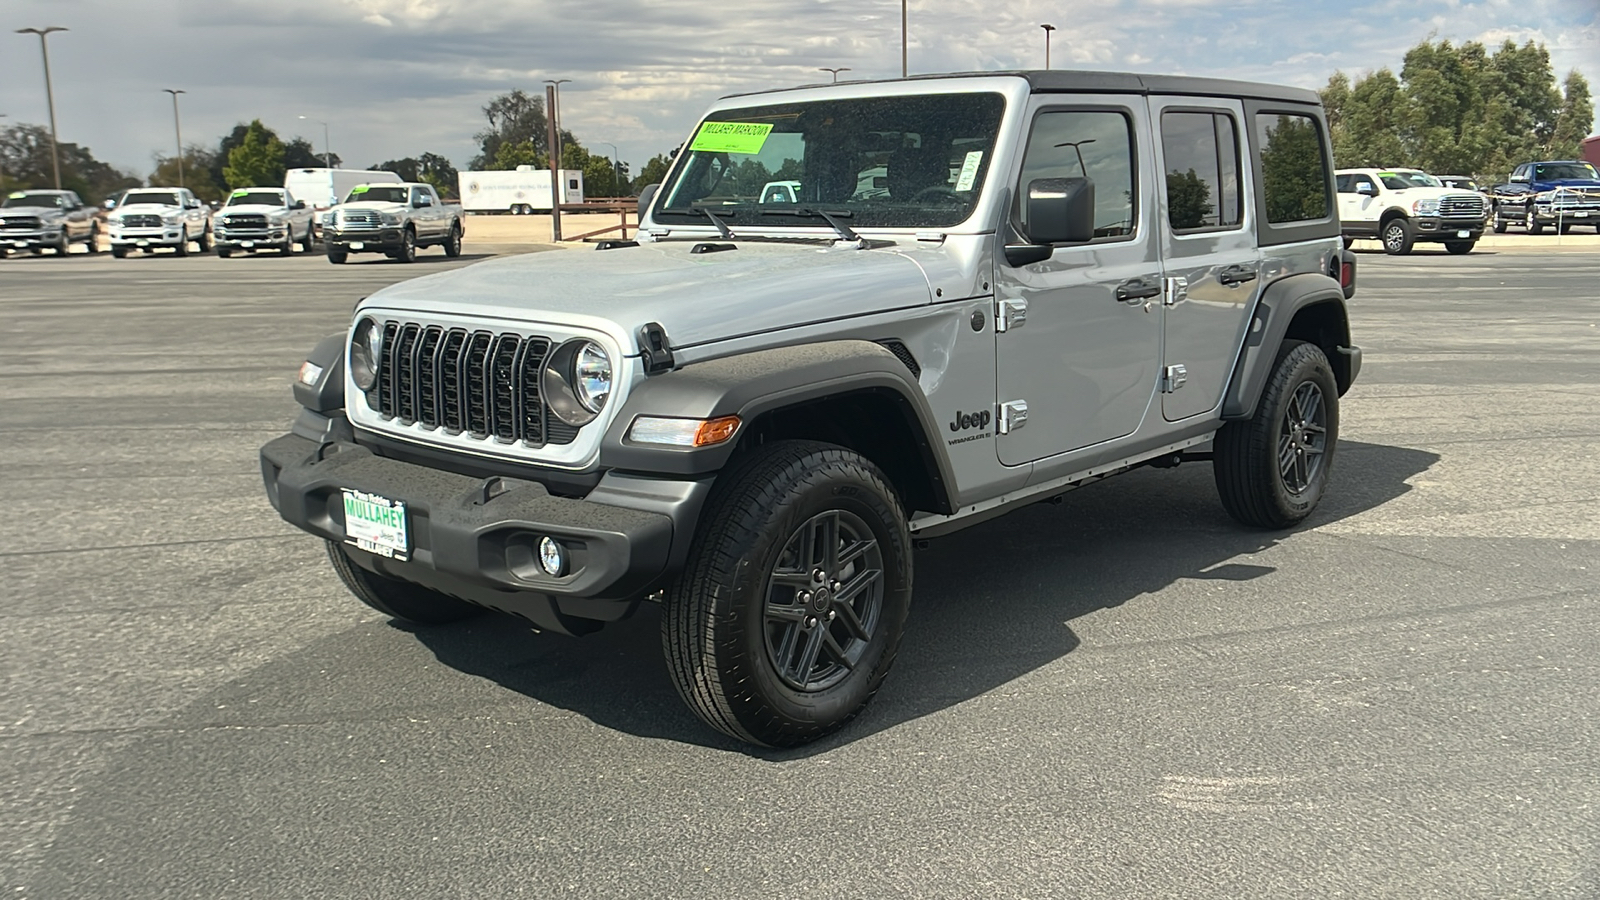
[1396,171,1442,188]
[656,92,1007,230]
[344,186,409,204]
[3,193,65,209]
[227,191,286,207]
[122,191,182,207]
[1376,173,1418,190]
[1533,163,1600,181]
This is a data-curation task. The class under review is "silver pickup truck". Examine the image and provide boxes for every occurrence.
[0,189,99,257]
[263,70,1360,747]
[213,187,317,257]
[321,182,463,264]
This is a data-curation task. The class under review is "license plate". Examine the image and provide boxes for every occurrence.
[241,240,254,248]
[11,241,25,248]
[1456,230,1470,238]
[1574,211,1589,218]
[135,241,149,247]
[349,241,365,250]
[342,489,409,560]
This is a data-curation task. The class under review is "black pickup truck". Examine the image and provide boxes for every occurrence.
[1488,160,1600,233]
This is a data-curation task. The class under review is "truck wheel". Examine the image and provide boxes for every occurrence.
[300,222,316,252]
[396,227,417,263]
[111,246,128,259]
[1445,240,1475,254]
[664,440,912,748]
[1380,218,1414,255]
[327,248,348,264]
[280,229,295,256]
[84,224,100,254]
[1492,206,1508,233]
[444,222,463,258]
[1525,208,1543,234]
[217,246,232,258]
[1213,340,1339,529]
[198,228,213,252]
[174,234,190,257]
[325,541,482,625]
[54,231,70,256]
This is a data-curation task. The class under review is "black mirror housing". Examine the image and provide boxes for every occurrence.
[1025,177,1095,245]
[637,183,660,220]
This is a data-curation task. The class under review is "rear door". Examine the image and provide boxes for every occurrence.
[1150,97,1260,422]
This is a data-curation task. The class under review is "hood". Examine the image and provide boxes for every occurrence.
[336,201,406,214]
[1,204,67,217]
[219,203,289,215]
[361,240,935,351]
[116,202,183,214]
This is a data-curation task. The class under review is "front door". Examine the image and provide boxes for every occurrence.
[993,98,1162,467]
[1150,97,1261,422]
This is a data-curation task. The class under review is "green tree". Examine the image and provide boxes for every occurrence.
[1164,168,1213,229]
[1551,70,1594,159]
[0,121,138,203]
[631,153,672,193]
[492,140,545,170]
[1259,115,1329,223]
[371,154,459,197]
[472,89,548,169]
[149,146,223,201]
[223,120,287,188]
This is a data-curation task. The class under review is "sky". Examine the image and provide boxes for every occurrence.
[1,0,1595,184]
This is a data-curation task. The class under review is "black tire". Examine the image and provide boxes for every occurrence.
[325,541,482,625]
[1557,222,1572,235]
[327,248,348,264]
[173,234,189,257]
[1445,240,1475,255]
[84,224,100,254]
[396,227,417,263]
[1492,206,1508,233]
[1213,340,1339,529]
[443,221,462,258]
[111,246,128,259]
[1525,207,1544,234]
[54,230,70,256]
[198,227,213,252]
[1380,218,1414,255]
[664,440,912,748]
[299,221,316,252]
[280,227,295,256]
[217,246,232,258]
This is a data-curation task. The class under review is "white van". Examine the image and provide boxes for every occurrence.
[284,168,402,212]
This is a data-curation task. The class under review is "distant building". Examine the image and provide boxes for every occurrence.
[1584,135,1600,168]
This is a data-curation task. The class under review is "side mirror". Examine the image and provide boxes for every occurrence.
[637,183,660,219]
[1357,181,1377,196]
[1005,178,1095,267]
[103,199,116,209]
[294,200,306,210]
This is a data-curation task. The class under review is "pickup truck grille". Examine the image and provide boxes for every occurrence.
[221,214,267,228]
[121,215,163,228]
[339,212,381,230]
[0,217,41,230]
[1439,194,1485,219]
[367,322,579,447]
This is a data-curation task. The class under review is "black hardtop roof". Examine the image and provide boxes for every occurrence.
[721,69,1322,107]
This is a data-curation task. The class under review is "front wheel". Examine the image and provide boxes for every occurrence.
[1445,240,1475,255]
[1525,208,1544,234]
[111,246,128,259]
[664,440,912,748]
[1492,206,1508,233]
[173,233,190,257]
[325,541,482,625]
[1381,218,1414,255]
[217,246,232,258]
[1214,340,1339,529]
[327,248,348,264]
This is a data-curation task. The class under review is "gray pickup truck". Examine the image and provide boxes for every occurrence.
[263,70,1360,747]
[321,182,463,264]
[0,189,99,257]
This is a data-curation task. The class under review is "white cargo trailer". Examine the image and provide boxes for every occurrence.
[458,166,585,214]
[284,168,403,211]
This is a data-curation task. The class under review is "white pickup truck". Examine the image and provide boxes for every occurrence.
[1334,167,1487,255]
[213,188,316,257]
[105,187,213,258]
[321,182,463,264]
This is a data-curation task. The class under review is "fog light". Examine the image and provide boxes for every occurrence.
[538,536,565,576]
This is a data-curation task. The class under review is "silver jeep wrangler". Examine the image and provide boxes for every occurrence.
[262,71,1360,747]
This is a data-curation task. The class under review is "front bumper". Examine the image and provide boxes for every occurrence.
[1533,207,1600,224]
[1413,216,1485,240]
[261,431,691,633]
[326,228,403,252]
[108,226,187,249]
[215,226,289,250]
[1,228,64,250]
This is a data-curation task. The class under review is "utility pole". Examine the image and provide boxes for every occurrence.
[901,0,908,77]
[544,81,569,241]
[298,116,331,167]
[163,89,186,188]
[1041,24,1055,70]
[17,27,68,189]
[0,114,8,188]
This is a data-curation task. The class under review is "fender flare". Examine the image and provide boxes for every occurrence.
[599,340,957,511]
[1221,273,1351,421]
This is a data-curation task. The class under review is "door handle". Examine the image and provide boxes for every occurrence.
[1219,265,1258,286]
[1115,278,1161,303]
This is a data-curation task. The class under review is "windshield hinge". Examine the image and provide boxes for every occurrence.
[915,232,947,244]
[638,322,675,374]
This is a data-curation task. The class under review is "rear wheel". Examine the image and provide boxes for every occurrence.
[299,221,316,252]
[198,227,213,252]
[1381,218,1414,255]
[1214,340,1339,529]
[84,224,100,254]
[395,227,417,263]
[1445,240,1475,254]
[325,541,482,625]
[443,222,463,257]
[664,440,912,747]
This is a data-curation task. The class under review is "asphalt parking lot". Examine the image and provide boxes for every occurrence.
[2,246,1597,899]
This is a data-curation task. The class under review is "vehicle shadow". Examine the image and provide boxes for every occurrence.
[410,439,1439,758]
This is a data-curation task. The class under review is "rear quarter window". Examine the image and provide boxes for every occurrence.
[1245,105,1337,246]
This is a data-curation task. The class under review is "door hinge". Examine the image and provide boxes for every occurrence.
[1162,364,1188,393]
[995,298,1028,333]
[998,400,1029,434]
[1164,276,1188,307]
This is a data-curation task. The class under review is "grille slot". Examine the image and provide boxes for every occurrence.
[0,217,42,230]
[1439,194,1485,218]
[122,214,163,228]
[370,320,569,447]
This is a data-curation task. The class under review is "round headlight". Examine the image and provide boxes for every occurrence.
[574,342,612,413]
[350,318,381,391]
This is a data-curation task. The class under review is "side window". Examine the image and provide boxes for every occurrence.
[1160,110,1241,231]
[1254,112,1332,224]
[1016,109,1136,241]
[1335,174,1356,193]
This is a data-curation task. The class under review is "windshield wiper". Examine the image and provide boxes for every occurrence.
[759,208,860,242]
[685,206,736,240]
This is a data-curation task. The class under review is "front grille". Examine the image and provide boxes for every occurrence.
[222,214,267,228]
[340,212,381,230]
[368,321,573,447]
[1439,194,1485,218]
[1546,190,1600,211]
[121,215,162,228]
[0,217,41,230]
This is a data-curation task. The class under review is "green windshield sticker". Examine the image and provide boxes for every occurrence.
[230,189,250,198]
[690,122,774,154]
[7,192,24,199]
[351,185,370,194]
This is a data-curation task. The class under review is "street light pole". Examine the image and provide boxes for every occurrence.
[298,116,331,167]
[17,27,68,189]
[544,80,570,241]
[0,113,8,188]
[598,141,620,195]
[901,0,908,77]
[163,89,186,188]
[819,67,851,83]
[1041,24,1055,70]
